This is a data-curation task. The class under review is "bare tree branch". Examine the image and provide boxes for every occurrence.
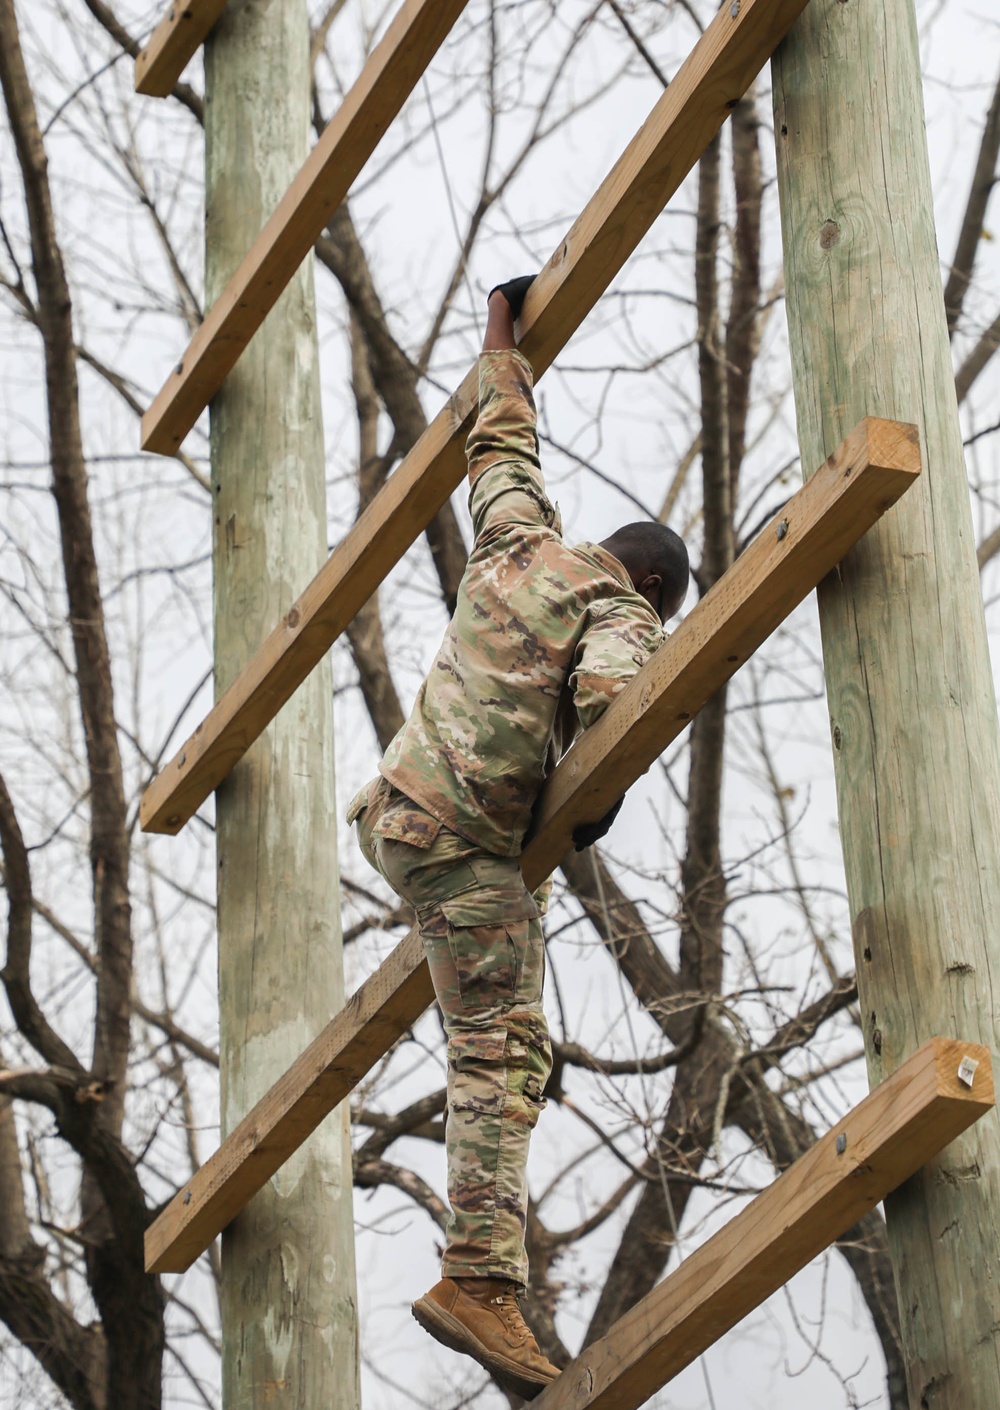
[0,1095,106,1410]
[0,9,164,1405]
[0,0,133,1132]
[956,306,1000,404]
[726,88,763,501]
[0,773,84,1074]
[743,974,859,1071]
[317,200,469,611]
[354,1157,448,1230]
[943,66,1000,337]
[354,1088,446,1161]
[344,311,407,751]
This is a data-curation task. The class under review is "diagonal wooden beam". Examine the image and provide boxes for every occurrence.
[144,419,921,1273]
[530,1037,993,1410]
[520,419,920,882]
[134,0,228,98]
[140,0,817,833]
[140,0,471,453]
[141,385,473,833]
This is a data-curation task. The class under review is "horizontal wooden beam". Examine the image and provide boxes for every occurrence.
[140,0,816,832]
[140,0,470,453]
[144,421,921,1273]
[134,0,227,98]
[531,1037,993,1410]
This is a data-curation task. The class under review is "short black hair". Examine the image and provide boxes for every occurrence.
[600,521,689,601]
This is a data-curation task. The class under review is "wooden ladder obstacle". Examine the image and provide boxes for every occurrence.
[131,3,980,1407]
[144,417,921,1273]
[138,0,818,833]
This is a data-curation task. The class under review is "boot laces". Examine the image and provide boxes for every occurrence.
[489,1285,531,1345]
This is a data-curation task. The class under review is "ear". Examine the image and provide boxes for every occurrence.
[639,573,662,597]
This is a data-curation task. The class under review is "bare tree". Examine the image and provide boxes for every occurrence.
[1,2,999,1408]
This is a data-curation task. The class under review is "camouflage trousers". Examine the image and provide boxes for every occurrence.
[349,776,551,1287]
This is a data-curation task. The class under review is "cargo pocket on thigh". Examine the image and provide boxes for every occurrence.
[504,1015,550,1128]
[451,1027,508,1117]
[439,893,539,1011]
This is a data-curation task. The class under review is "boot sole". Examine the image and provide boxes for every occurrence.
[412,1295,557,1401]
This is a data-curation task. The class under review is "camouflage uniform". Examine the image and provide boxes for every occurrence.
[349,348,662,1286]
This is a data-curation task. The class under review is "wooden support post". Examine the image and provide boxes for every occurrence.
[774,1,1000,1401]
[205,2,358,1405]
[144,419,920,1274]
[140,0,816,833]
[140,0,470,454]
[134,0,228,97]
[529,1039,993,1410]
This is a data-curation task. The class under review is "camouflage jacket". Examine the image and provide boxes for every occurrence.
[379,348,663,856]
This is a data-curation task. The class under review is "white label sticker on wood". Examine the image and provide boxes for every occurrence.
[957,1055,979,1088]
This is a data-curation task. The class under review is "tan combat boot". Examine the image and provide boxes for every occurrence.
[412,1276,561,1400]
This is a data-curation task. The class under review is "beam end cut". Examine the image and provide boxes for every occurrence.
[134,0,228,98]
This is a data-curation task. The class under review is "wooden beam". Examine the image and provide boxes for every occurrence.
[529,1038,994,1410]
[140,0,471,453]
[134,0,227,98]
[146,930,433,1274]
[140,0,817,832]
[520,418,921,883]
[144,421,921,1273]
[140,380,474,833]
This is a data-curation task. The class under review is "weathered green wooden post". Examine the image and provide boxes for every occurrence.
[205,2,360,1405]
[773,2,1000,1404]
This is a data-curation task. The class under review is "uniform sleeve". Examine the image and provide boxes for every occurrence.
[466,349,560,543]
[570,602,664,731]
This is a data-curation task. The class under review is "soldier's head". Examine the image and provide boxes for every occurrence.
[600,522,689,623]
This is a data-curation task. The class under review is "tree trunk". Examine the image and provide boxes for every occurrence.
[773,4,1000,1404]
[205,3,359,1406]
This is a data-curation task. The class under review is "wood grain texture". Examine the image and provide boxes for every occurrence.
[134,0,228,97]
[774,1,1000,1401]
[140,0,470,453]
[529,1040,993,1410]
[204,2,358,1401]
[146,931,432,1272]
[141,0,816,832]
[145,422,920,1273]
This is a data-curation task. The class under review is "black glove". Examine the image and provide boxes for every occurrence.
[572,796,624,851]
[488,274,536,321]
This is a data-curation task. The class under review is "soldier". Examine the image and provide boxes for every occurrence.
[348,275,689,1399]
